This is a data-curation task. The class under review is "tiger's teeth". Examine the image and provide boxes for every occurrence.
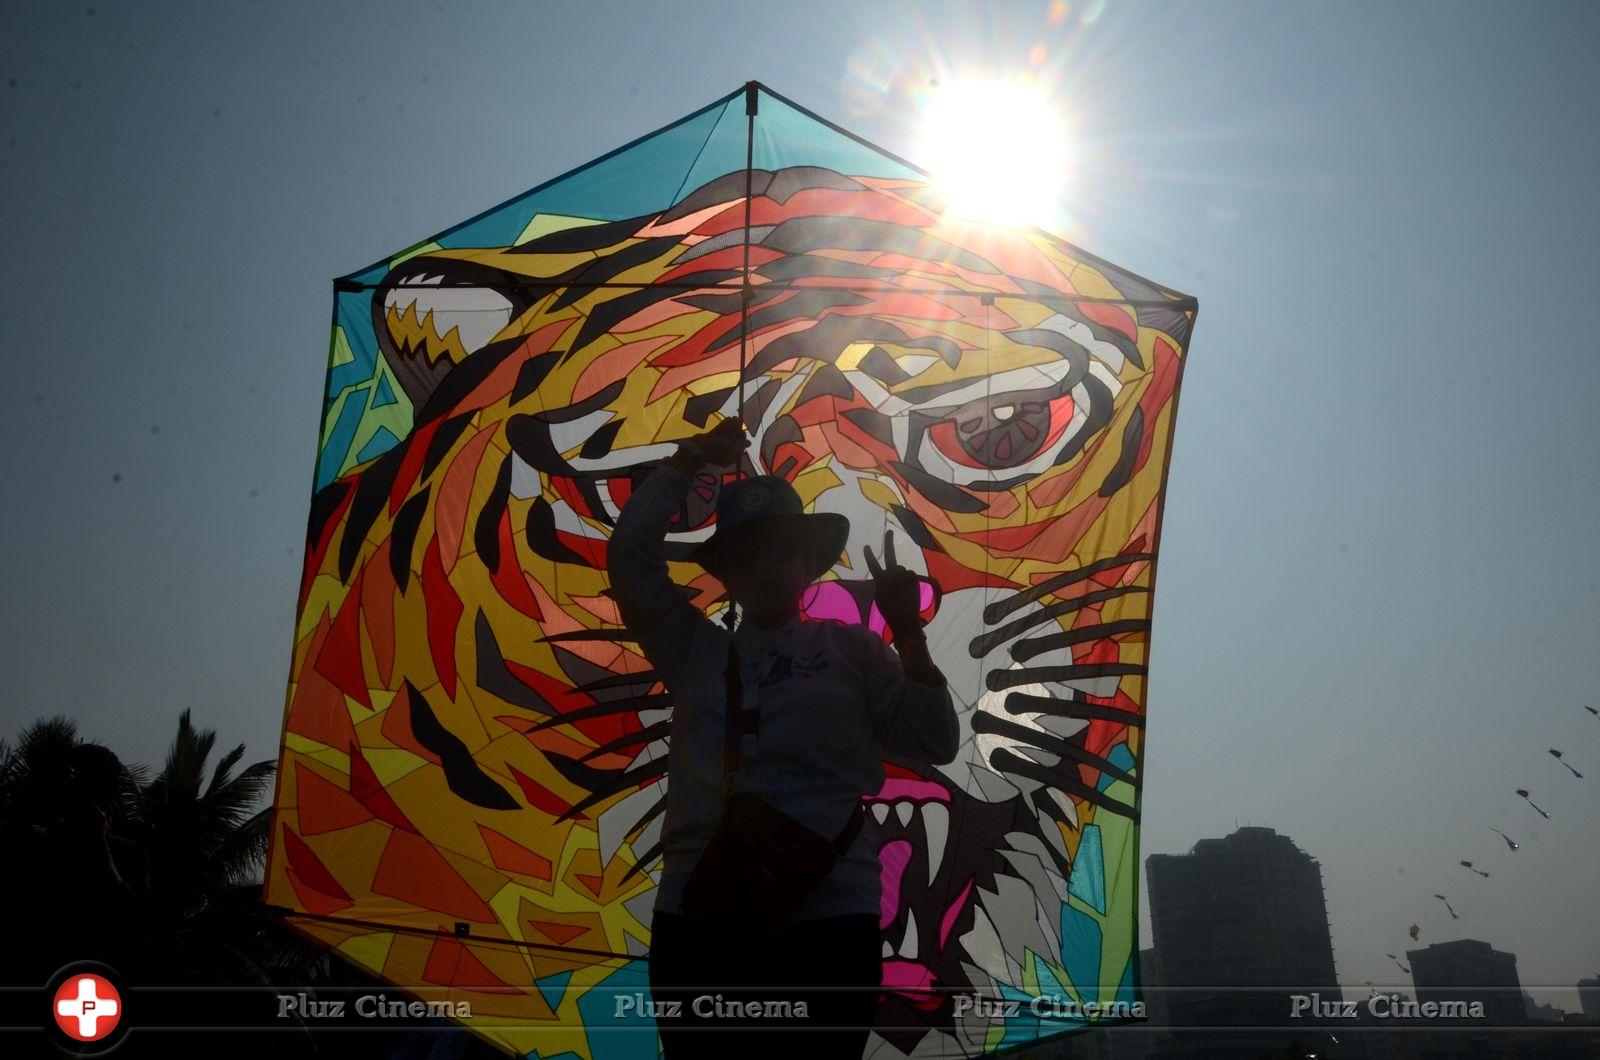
[895,801,913,827]
[881,939,893,959]
[900,910,919,959]
[871,803,889,825]
[384,282,514,357]
[921,802,948,880]
[384,289,421,317]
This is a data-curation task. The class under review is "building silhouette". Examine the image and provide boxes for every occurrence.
[1145,826,1340,1036]
[1065,829,1600,1060]
[1523,991,1567,1023]
[1405,938,1523,1026]
[1577,973,1600,1022]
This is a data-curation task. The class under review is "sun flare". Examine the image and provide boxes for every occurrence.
[918,78,1071,229]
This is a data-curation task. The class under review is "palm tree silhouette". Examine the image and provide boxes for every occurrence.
[131,708,284,983]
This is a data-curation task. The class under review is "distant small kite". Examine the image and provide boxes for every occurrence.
[1515,789,1551,819]
[1433,894,1460,920]
[1549,749,1584,779]
[1408,923,1420,941]
[1460,860,1491,878]
[1488,827,1519,852]
[1386,954,1412,974]
[1585,705,1597,717]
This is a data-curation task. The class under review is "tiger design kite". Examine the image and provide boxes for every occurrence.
[266,84,1194,1060]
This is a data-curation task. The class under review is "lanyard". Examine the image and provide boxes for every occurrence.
[717,630,865,850]
[737,625,790,692]
[721,625,790,789]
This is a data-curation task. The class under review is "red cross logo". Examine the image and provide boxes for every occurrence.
[52,973,122,1041]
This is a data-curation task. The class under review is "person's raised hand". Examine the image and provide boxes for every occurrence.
[678,417,749,470]
[863,530,925,639]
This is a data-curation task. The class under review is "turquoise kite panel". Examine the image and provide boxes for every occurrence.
[1069,825,1108,915]
[1059,903,1105,1003]
[753,88,923,181]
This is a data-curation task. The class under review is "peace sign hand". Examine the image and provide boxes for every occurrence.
[863,530,925,639]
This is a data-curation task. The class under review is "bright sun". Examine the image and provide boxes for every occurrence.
[918,78,1070,229]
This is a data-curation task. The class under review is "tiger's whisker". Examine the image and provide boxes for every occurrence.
[968,586,1149,658]
[619,840,664,885]
[528,694,672,732]
[985,662,1147,692]
[975,714,1139,786]
[1010,619,1150,663]
[541,629,639,643]
[624,795,667,840]
[575,670,660,692]
[577,721,671,762]
[982,553,1154,624]
[1004,692,1144,727]
[558,755,669,821]
[993,749,1140,822]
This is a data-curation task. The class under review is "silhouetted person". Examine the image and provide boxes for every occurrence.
[608,418,958,1058]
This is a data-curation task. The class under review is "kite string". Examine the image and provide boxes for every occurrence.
[737,84,755,446]
[1461,707,1591,871]
[926,297,993,1010]
[977,297,995,986]
[727,85,754,619]
[1410,703,1595,982]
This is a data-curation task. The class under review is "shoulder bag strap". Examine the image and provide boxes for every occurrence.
[833,802,866,855]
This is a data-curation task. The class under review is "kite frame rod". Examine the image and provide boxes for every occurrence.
[738,80,757,416]
[264,905,645,964]
[336,277,1197,311]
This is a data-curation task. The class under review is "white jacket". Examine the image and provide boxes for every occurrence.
[607,464,959,920]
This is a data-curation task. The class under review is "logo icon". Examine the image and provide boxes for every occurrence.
[738,483,771,511]
[53,973,122,1042]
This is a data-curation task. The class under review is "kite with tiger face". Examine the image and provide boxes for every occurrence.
[272,165,1191,1057]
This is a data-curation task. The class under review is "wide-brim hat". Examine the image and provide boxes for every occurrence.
[689,475,849,585]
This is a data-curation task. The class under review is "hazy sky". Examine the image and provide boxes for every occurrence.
[3,0,1596,1009]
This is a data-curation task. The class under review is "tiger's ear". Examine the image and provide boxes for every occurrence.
[371,258,530,414]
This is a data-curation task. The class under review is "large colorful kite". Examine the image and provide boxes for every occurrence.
[263,83,1196,1057]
